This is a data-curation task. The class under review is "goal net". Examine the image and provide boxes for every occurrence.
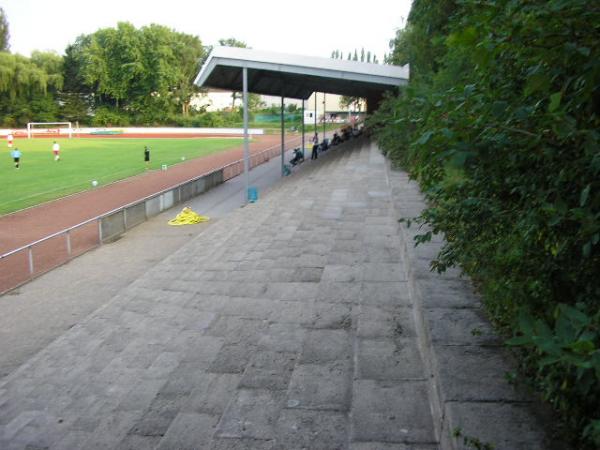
[27,122,73,139]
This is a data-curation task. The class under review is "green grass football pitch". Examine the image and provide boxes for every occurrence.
[0,137,243,215]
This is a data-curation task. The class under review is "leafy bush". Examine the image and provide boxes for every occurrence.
[91,107,131,127]
[371,0,600,447]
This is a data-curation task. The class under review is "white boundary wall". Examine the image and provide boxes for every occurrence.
[0,127,264,137]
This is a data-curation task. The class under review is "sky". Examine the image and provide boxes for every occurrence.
[1,0,412,61]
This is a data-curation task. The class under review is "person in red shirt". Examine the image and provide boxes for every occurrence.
[52,141,60,161]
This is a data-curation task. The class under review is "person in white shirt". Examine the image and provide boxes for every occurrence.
[52,141,60,161]
[7,132,13,149]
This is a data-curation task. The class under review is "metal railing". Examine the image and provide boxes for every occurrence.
[0,140,294,295]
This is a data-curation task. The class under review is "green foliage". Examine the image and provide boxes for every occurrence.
[0,51,64,126]
[60,22,205,124]
[218,37,247,48]
[371,0,600,447]
[0,22,205,127]
[0,7,9,52]
[91,107,131,127]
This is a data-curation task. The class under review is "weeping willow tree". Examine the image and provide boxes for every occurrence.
[0,51,63,126]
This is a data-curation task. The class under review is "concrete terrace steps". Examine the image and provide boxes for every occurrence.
[0,139,554,450]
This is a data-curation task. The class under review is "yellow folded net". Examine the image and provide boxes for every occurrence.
[167,207,210,226]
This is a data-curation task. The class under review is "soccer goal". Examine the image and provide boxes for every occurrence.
[27,122,73,139]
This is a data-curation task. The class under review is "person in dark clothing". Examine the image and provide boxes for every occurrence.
[311,143,319,160]
[144,146,150,169]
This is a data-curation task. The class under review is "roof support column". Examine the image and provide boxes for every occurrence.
[323,93,326,142]
[280,90,285,177]
[314,93,318,141]
[301,99,305,156]
[242,66,250,202]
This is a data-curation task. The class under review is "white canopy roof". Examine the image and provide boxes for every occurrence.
[194,46,409,100]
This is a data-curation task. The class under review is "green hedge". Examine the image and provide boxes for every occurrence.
[370,1,600,447]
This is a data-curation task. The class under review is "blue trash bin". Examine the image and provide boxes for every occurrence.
[247,186,258,203]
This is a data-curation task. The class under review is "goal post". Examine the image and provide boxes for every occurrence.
[27,122,73,139]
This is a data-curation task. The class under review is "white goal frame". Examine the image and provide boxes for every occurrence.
[27,122,73,139]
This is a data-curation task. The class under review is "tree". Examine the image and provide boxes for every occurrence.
[0,7,9,51]
[69,23,205,123]
[217,37,261,111]
[0,53,54,126]
[218,37,247,48]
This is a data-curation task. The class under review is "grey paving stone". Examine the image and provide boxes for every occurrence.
[257,324,306,353]
[356,338,425,381]
[434,345,525,403]
[316,282,361,304]
[309,303,355,330]
[263,282,319,302]
[128,393,187,437]
[418,278,478,309]
[321,265,362,283]
[352,380,436,444]
[357,305,415,339]
[116,433,162,450]
[286,361,352,411]
[190,282,233,296]
[49,430,93,450]
[81,410,142,450]
[219,298,278,319]
[116,379,167,411]
[350,443,438,450]
[1,411,69,450]
[183,373,241,416]
[425,308,500,346]
[332,240,363,253]
[442,402,549,450]
[186,294,228,313]
[299,329,352,364]
[227,283,269,298]
[215,389,284,440]
[209,344,257,374]
[166,334,223,364]
[327,251,367,265]
[269,301,313,325]
[363,263,407,282]
[239,351,297,391]
[272,267,323,283]
[365,246,403,263]
[144,352,180,380]
[361,282,411,308]
[274,409,347,450]
[159,363,210,395]
[207,317,267,345]
[156,412,218,450]
[209,437,274,450]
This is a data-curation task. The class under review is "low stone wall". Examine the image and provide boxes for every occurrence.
[100,169,224,243]
[387,164,552,449]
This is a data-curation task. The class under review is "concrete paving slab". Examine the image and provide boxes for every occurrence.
[351,380,436,444]
[0,139,554,449]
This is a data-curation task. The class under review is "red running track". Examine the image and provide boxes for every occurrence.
[0,133,302,255]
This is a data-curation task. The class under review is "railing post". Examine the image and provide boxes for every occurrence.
[66,230,72,256]
[98,217,103,244]
[28,246,34,275]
